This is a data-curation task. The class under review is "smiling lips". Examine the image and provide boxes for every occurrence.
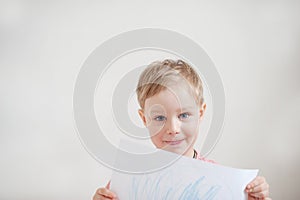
[164,139,184,145]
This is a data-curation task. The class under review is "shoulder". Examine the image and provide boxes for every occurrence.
[195,150,217,164]
[197,156,217,164]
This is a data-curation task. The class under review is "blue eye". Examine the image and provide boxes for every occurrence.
[154,116,166,121]
[179,113,190,120]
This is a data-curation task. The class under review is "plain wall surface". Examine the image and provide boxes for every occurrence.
[1,1,299,199]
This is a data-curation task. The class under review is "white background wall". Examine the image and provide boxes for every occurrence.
[0,1,299,199]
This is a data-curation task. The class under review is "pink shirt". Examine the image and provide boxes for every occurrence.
[195,150,216,164]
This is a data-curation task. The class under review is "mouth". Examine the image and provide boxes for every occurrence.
[164,139,184,145]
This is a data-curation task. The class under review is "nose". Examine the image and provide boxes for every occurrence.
[166,117,180,135]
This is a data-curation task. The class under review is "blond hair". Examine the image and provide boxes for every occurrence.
[136,59,204,109]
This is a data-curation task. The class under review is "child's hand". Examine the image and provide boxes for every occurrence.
[92,181,118,200]
[245,176,271,200]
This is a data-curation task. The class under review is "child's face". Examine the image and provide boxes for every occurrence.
[138,84,206,157]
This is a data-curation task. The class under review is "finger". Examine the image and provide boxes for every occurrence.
[93,192,115,200]
[96,188,117,199]
[93,194,115,200]
[247,176,265,189]
[246,176,265,192]
[251,182,269,194]
[248,188,269,199]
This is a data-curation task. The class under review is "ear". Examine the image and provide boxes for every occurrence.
[138,109,147,126]
[199,103,206,120]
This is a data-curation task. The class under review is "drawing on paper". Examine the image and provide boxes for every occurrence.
[129,169,222,200]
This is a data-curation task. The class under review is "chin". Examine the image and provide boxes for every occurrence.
[165,147,187,155]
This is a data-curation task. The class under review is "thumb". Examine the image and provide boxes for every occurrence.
[105,181,111,189]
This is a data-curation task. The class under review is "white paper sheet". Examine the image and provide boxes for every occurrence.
[111,140,258,200]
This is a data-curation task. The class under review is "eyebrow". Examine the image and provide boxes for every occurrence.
[177,106,195,111]
[149,106,195,114]
[149,110,165,114]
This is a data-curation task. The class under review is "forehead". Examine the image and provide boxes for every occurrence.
[144,85,198,112]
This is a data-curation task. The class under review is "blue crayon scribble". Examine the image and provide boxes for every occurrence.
[129,172,222,200]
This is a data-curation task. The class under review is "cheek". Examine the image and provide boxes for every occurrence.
[182,119,200,137]
[150,135,162,148]
[147,125,165,147]
[150,131,165,148]
[147,122,165,137]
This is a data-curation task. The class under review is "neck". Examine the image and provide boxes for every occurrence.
[185,148,196,158]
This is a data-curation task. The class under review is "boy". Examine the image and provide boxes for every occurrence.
[93,59,270,200]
